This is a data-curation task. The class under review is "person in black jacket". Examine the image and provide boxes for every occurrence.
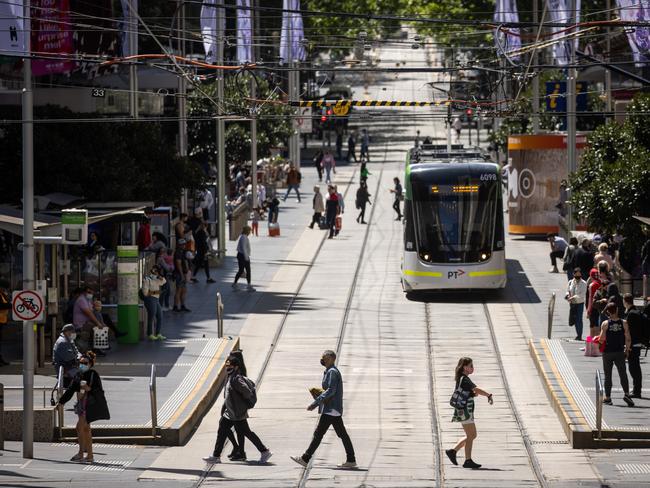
[355,183,372,225]
[623,294,646,398]
[57,351,110,463]
[574,238,595,278]
[191,222,215,283]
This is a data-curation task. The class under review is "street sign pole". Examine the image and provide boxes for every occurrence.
[22,0,34,459]
[566,0,578,234]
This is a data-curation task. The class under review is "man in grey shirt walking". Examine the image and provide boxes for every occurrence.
[291,350,357,469]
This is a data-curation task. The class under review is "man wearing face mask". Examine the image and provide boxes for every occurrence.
[291,350,357,469]
[72,285,105,353]
[203,356,272,464]
[53,324,81,387]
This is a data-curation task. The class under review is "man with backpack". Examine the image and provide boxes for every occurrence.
[203,356,272,464]
[623,294,649,398]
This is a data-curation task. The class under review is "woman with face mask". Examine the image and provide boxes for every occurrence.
[57,351,110,463]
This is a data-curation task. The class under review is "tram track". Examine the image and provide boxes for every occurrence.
[193,145,388,488]
[480,300,549,488]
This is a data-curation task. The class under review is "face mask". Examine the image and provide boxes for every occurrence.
[79,364,89,372]
[226,367,234,375]
[69,333,77,341]
[320,359,326,367]
[86,293,93,301]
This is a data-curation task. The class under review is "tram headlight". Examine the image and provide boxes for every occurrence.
[420,252,430,262]
[479,252,491,262]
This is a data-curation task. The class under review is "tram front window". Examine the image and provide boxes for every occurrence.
[412,177,499,263]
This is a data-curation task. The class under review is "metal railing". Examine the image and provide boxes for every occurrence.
[216,292,224,338]
[595,370,604,440]
[547,292,556,339]
[149,364,158,438]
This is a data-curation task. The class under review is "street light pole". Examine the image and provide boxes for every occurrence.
[531,0,540,133]
[216,6,226,257]
[22,0,35,459]
[250,0,258,209]
[566,0,578,233]
[177,0,187,213]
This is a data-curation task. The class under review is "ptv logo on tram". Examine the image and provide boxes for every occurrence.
[447,269,466,279]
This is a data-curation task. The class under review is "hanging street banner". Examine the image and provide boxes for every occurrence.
[0,0,25,56]
[201,0,224,63]
[546,0,581,65]
[493,0,521,60]
[236,0,252,63]
[280,0,306,64]
[31,0,74,75]
[616,0,650,66]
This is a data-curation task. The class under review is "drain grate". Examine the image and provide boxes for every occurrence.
[616,464,650,475]
[530,440,569,445]
[83,459,134,472]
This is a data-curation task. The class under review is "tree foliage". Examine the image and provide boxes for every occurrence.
[569,94,650,243]
[0,105,205,205]
[188,73,293,165]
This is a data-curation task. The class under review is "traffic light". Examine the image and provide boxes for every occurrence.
[320,107,332,123]
[465,108,473,119]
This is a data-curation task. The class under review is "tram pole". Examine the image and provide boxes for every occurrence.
[566,0,578,234]
[22,0,35,459]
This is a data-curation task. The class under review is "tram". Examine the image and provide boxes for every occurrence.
[401,145,507,291]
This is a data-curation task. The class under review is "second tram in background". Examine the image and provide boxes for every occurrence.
[401,145,507,292]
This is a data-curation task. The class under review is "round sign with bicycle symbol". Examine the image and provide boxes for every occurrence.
[12,290,44,322]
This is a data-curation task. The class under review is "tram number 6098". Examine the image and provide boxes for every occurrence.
[479,173,497,181]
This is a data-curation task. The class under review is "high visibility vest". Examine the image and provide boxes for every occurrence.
[0,291,9,324]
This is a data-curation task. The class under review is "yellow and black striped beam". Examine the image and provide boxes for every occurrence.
[292,100,452,108]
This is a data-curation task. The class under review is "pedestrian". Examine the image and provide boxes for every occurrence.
[157,248,174,311]
[360,128,370,161]
[57,351,110,463]
[566,268,587,341]
[389,177,403,221]
[291,350,357,469]
[574,238,595,278]
[322,150,336,183]
[251,207,261,237]
[623,293,646,398]
[198,187,214,222]
[355,182,371,224]
[283,163,302,202]
[325,186,340,239]
[347,133,357,162]
[233,226,255,292]
[191,222,215,283]
[586,269,603,338]
[175,213,189,246]
[360,162,371,185]
[136,216,152,251]
[53,324,80,387]
[143,265,166,340]
[547,233,568,274]
[452,116,462,141]
[446,357,493,470]
[72,286,106,354]
[414,129,421,148]
[0,280,11,366]
[309,186,325,229]
[313,150,324,182]
[145,232,166,255]
[335,131,343,160]
[598,302,634,406]
[594,242,614,272]
[173,240,191,312]
[267,197,280,225]
[203,356,272,464]
[562,236,579,280]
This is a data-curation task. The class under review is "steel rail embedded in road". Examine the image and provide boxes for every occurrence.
[481,302,549,488]
[193,167,362,488]
[425,303,446,488]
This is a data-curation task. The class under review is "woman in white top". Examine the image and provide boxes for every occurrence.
[233,226,255,291]
[566,267,588,341]
[143,266,166,340]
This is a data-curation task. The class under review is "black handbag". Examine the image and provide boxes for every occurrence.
[449,377,471,409]
[85,372,111,422]
[569,304,577,326]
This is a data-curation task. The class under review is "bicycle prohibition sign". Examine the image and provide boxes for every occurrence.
[12,290,44,322]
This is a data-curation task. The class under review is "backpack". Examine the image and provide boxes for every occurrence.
[240,376,257,409]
